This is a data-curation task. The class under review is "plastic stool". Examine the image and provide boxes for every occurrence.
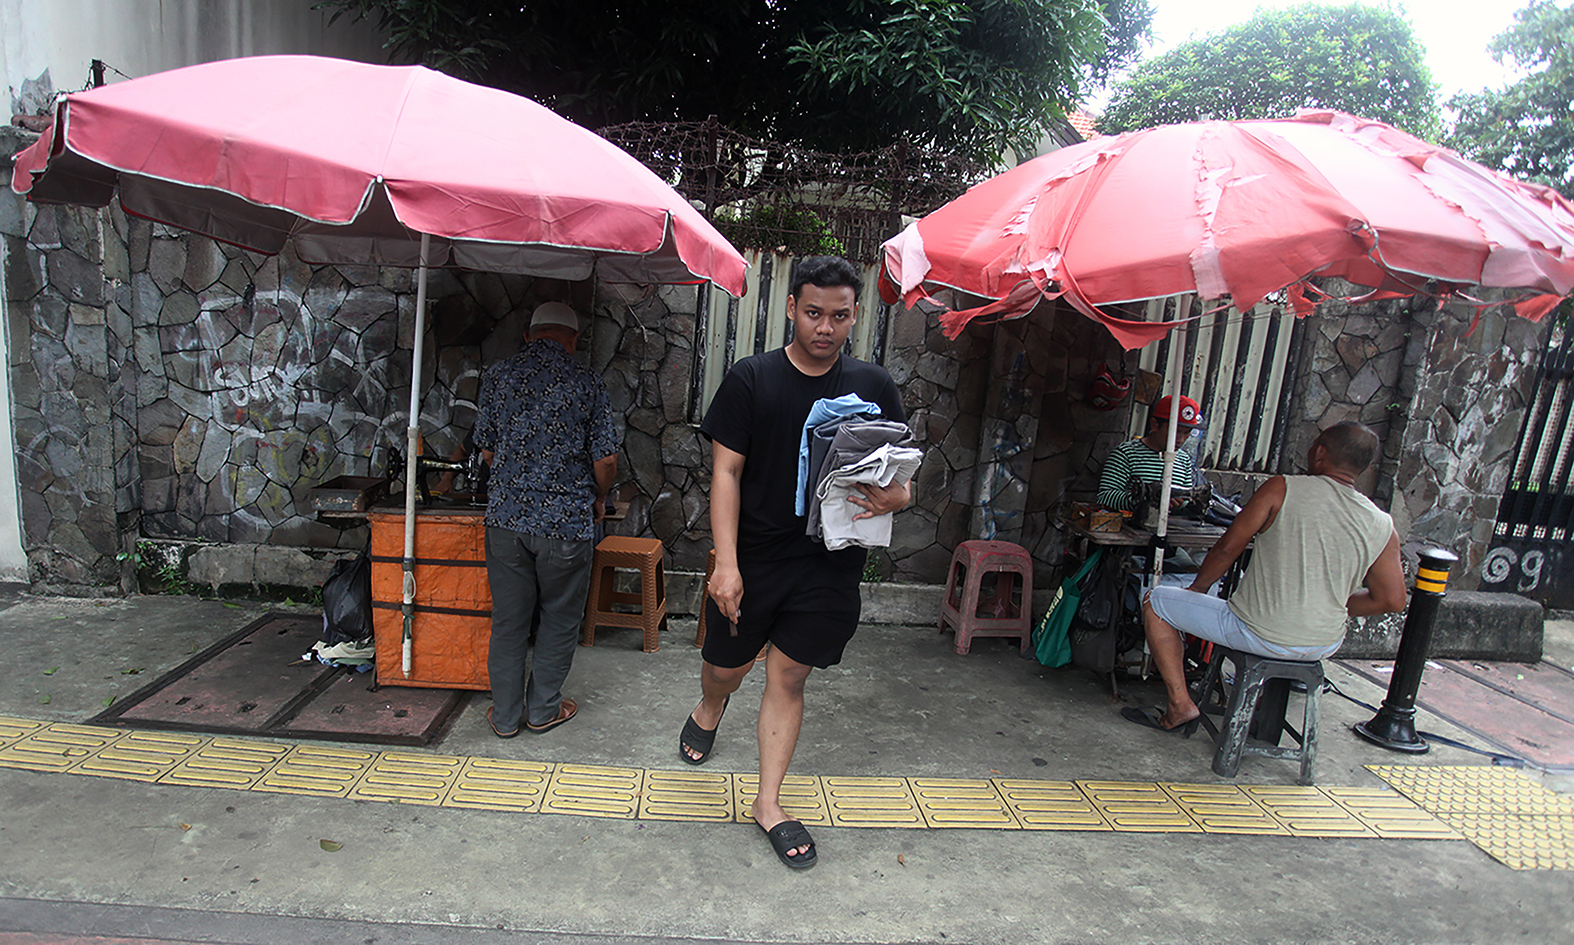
[938,540,1033,655]
[581,536,668,652]
[1194,647,1323,785]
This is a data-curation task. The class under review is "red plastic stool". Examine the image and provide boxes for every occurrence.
[938,540,1033,655]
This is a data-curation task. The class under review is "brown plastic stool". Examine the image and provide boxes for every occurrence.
[938,540,1033,655]
[581,536,668,652]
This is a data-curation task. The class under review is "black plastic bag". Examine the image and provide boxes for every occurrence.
[320,552,373,646]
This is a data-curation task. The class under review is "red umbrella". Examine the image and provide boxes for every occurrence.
[881,111,1574,350]
[11,55,745,291]
[11,55,748,676]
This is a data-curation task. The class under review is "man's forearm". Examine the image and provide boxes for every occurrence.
[1186,542,1242,592]
[592,455,617,501]
[710,469,742,570]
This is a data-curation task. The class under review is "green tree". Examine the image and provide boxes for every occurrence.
[1447,1,1574,197]
[322,0,1152,159]
[1098,3,1439,138]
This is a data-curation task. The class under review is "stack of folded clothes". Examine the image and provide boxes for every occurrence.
[795,395,923,551]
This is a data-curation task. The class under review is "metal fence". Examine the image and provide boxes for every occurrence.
[688,250,892,422]
[1125,296,1306,473]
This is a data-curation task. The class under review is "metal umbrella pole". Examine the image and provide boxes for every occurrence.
[1150,316,1187,585]
[400,233,433,678]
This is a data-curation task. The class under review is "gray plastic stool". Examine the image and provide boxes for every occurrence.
[1194,647,1324,785]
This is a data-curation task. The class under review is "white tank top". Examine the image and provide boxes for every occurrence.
[1228,476,1394,648]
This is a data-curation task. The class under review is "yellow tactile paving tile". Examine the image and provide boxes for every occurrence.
[734,773,831,827]
[638,768,735,822]
[1433,811,1574,870]
[159,737,292,790]
[253,744,374,797]
[542,763,641,819]
[1369,765,1574,816]
[349,751,463,805]
[993,779,1109,831]
[1078,781,1200,833]
[442,757,553,813]
[1323,786,1458,840]
[1161,783,1290,835]
[911,778,1020,829]
[823,776,925,828]
[0,722,123,773]
[1242,785,1376,837]
[0,716,46,748]
[70,729,208,782]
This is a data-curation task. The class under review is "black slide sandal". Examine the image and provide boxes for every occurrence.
[760,819,818,870]
[678,696,728,765]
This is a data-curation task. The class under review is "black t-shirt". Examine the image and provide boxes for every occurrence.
[701,347,907,562]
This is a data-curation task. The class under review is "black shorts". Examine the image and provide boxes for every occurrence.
[701,551,864,669]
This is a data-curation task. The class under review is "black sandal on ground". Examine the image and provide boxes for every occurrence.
[678,696,728,765]
[1121,705,1200,738]
[759,819,817,870]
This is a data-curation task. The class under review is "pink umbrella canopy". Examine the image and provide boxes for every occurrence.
[881,111,1574,349]
[11,55,746,294]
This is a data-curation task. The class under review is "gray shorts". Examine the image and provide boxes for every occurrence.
[1145,586,1341,661]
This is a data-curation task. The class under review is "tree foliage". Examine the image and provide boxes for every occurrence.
[1447,1,1574,197]
[1098,3,1439,138]
[321,0,1152,159]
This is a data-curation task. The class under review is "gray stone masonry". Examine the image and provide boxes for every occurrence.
[1338,590,1543,662]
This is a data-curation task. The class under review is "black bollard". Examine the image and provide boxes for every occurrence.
[1353,549,1458,753]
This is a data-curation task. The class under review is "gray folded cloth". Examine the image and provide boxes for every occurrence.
[806,419,915,540]
[804,410,881,515]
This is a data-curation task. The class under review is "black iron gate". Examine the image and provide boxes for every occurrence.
[1482,308,1574,607]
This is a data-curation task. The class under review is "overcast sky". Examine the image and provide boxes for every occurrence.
[1143,0,1529,98]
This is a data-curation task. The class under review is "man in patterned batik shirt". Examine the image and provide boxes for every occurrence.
[473,301,619,737]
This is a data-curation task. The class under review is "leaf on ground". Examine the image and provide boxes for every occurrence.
[103,696,114,706]
[121,667,143,675]
[897,854,906,866]
[222,602,243,610]
[319,839,343,852]
[989,769,1001,775]
[43,667,57,675]
[38,694,50,704]
[179,823,191,831]
[187,644,198,653]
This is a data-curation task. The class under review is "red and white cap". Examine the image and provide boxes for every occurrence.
[1153,394,1202,426]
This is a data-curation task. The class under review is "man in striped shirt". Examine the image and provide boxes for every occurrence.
[1096,394,1203,513]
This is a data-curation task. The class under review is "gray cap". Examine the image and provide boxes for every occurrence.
[530,301,580,331]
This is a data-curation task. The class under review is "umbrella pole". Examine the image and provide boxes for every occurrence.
[1151,318,1185,585]
[400,234,433,677]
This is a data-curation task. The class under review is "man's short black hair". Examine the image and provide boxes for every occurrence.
[1316,420,1380,473]
[790,255,862,298]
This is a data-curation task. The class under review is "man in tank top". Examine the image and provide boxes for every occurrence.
[1127,421,1408,733]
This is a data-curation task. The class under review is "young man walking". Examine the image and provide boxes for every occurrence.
[679,256,909,869]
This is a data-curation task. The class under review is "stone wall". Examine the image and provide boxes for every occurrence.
[1389,303,1545,586]
[3,196,134,593]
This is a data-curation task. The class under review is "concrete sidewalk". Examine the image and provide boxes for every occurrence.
[1,589,1571,944]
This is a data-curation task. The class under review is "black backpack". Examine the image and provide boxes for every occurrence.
[1068,551,1135,674]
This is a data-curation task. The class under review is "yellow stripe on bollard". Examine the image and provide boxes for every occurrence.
[1417,568,1450,584]
[1415,579,1447,594]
